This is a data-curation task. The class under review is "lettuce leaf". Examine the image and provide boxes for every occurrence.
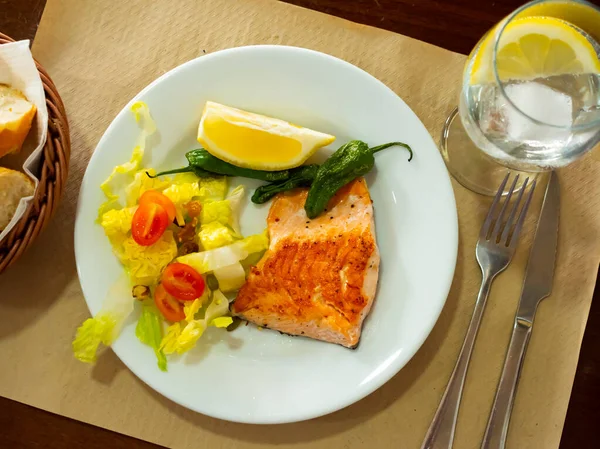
[211,317,234,327]
[100,207,136,245]
[162,182,203,225]
[72,276,134,363]
[118,231,178,285]
[241,250,266,271]
[183,298,204,322]
[177,230,268,274]
[183,288,210,322]
[198,221,237,250]
[135,304,167,372]
[197,177,228,202]
[200,185,245,233]
[177,243,245,274]
[226,185,244,234]
[162,182,203,206]
[171,172,202,186]
[204,290,232,323]
[161,175,227,225]
[125,168,170,207]
[72,315,117,364]
[213,262,246,292]
[200,200,232,227]
[240,229,269,254]
[159,322,184,355]
[160,290,232,355]
[97,102,156,220]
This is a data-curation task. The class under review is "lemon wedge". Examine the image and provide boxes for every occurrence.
[197,101,335,171]
[470,16,600,85]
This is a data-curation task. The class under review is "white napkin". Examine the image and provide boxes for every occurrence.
[0,40,49,242]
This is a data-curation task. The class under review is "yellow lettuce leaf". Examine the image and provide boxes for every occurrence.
[118,231,178,285]
[213,262,246,292]
[177,230,268,273]
[100,207,136,244]
[72,276,134,363]
[200,185,244,233]
[159,290,232,355]
[198,221,237,250]
[125,168,171,207]
[162,182,203,225]
[197,177,228,202]
[97,101,156,220]
[135,304,167,372]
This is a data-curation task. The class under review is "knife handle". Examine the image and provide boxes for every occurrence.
[481,319,533,449]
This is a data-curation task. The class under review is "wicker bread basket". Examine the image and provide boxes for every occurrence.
[0,32,70,273]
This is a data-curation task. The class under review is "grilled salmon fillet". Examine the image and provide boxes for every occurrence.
[232,177,380,348]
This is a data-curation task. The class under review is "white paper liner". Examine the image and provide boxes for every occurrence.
[0,40,49,242]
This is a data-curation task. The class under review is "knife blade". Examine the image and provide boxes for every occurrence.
[516,171,560,323]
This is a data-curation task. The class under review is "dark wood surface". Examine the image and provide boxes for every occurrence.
[0,0,598,448]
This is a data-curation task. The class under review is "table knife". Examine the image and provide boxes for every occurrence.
[481,171,560,449]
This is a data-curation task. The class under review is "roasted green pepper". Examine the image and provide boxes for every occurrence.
[148,165,214,179]
[251,164,319,204]
[152,149,290,182]
[304,141,412,219]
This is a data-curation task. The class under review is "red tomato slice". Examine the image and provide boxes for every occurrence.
[154,284,185,322]
[131,202,169,246]
[139,190,177,223]
[161,263,206,301]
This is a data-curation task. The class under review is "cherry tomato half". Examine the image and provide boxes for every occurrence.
[154,284,185,322]
[161,263,206,301]
[131,202,169,246]
[139,190,177,223]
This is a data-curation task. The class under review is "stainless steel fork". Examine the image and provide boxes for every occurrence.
[421,174,537,449]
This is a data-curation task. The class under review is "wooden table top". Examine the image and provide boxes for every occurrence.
[0,0,598,448]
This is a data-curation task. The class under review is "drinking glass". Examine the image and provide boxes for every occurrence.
[441,0,600,195]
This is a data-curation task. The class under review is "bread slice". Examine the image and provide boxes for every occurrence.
[0,84,37,158]
[0,168,34,231]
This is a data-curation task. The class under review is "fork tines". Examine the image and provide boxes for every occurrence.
[481,173,537,248]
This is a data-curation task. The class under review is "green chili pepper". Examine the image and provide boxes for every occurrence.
[186,149,291,181]
[304,141,412,219]
[152,149,290,182]
[147,165,214,179]
[251,164,319,204]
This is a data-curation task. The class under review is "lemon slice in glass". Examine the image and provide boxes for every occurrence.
[470,16,600,85]
[197,101,335,171]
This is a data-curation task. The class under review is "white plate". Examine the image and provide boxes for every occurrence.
[74,45,458,424]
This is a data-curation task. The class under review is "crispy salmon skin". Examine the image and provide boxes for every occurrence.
[232,177,380,348]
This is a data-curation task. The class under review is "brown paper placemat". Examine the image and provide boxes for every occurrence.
[0,0,598,448]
